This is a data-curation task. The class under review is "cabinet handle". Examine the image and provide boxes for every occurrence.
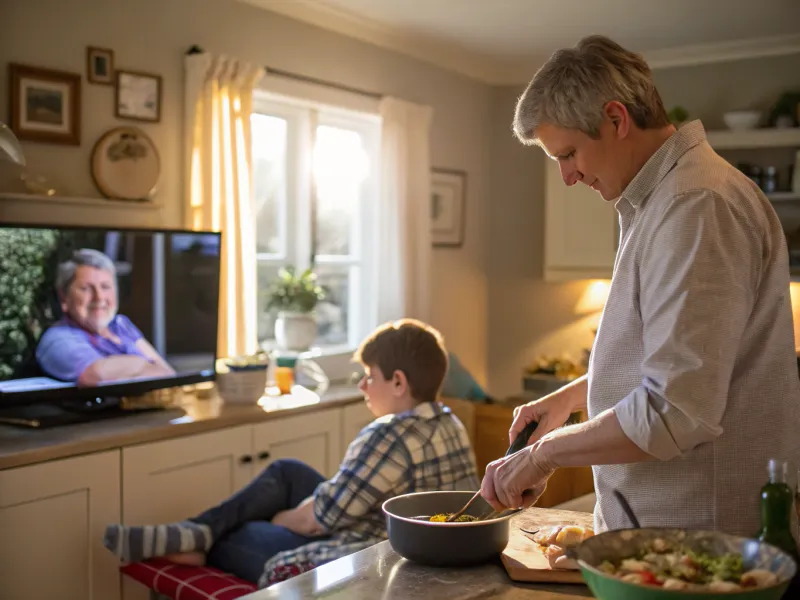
[257,451,271,461]
[239,455,253,464]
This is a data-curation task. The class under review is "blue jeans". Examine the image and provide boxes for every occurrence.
[191,458,327,583]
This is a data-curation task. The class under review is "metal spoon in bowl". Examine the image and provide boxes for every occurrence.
[446,418,540,523]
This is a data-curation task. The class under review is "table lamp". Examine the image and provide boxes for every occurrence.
[0,122,25,166]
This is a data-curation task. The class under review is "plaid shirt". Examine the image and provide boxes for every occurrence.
[258,401,478,588]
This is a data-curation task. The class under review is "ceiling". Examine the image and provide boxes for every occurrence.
[239,0,800,84]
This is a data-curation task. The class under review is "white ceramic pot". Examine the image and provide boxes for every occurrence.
[275,311,317,351]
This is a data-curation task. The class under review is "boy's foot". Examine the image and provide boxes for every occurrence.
[165,552,207,567]
[103,521,212,563]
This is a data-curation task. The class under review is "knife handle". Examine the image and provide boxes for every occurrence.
[506,419,539,456]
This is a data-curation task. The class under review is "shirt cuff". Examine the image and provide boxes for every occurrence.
[614,387,682,461]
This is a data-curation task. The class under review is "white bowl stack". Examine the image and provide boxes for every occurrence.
[723,110,761,131]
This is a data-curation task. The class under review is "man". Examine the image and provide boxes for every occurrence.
[36,248,175,385]
[481,35,800,538]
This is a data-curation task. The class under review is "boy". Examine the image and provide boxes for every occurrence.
[104,319,478,588]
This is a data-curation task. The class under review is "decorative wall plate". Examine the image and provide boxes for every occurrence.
[91,126,160,201]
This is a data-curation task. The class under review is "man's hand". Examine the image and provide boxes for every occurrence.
[271,497,326,537]
[509,375,587,447]
[480,444,554,511]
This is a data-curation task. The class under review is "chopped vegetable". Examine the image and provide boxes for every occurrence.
[429,513,478,522]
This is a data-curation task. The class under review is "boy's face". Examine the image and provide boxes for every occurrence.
[358,364,410,417]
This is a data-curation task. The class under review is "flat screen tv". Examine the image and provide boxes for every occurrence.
[0,223,221,414]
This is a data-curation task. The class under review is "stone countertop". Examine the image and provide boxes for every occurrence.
[242,511,595,600]
[0,385,364,471]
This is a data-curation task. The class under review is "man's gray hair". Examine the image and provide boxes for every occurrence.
[513,35,670,145]
[56,248,117,297]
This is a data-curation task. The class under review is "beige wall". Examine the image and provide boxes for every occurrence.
[486,54,800,396]
[0,0,491,383]
[486,86,600,397]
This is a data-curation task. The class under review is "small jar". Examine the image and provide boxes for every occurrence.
[763,166,778,194]
[274,356,296,395]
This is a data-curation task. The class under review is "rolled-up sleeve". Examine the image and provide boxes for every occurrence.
[313,423,410,531]
[615,189,759,461]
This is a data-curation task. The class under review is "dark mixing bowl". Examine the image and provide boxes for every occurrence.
[382,490,515,567]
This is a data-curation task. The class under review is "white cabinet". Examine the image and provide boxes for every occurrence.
[544,158,618,281]
[0,451,122,600]
[121,426,253,600]
[253,409,343,478]
[122,426,254,525]
[341,401,374,457]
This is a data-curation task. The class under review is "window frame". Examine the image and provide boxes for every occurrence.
[251,90,380,381]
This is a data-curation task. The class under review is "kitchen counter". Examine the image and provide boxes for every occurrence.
[0,384,363,470]
[242,510,595,600]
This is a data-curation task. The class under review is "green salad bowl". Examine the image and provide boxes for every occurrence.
[569,528,796,600]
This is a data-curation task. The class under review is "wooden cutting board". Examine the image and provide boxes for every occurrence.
[501,506,594,584]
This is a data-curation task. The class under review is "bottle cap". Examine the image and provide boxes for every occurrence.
[768,458,789,483]
[276,356,297,368]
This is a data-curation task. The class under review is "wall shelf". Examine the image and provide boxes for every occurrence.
[706,128,800,150]
[768,192,800,202]
[0,192,161,210]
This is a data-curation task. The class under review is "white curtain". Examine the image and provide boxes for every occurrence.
[377,97,434,324]
[184,53,263,359]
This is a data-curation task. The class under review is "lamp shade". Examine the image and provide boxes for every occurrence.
[0,122,26,167]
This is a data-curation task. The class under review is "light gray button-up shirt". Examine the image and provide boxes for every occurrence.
[589,120,800,537]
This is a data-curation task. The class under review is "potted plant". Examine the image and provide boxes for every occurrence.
[265,266,325,351]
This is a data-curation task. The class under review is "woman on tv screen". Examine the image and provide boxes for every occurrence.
[36,248,176,386]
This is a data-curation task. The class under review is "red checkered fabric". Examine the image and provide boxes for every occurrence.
[120,559,257,600]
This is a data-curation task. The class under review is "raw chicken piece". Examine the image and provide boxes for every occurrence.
[555,525,594,547]
[532,525,562,546]
[532,524,594,548]
[544,544,579,570]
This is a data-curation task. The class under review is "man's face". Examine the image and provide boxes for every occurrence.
[358,364,400,418]
[536,117,626,202]
[62,265,118,334]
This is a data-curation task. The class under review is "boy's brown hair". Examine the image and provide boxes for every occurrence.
[354,319,448,404]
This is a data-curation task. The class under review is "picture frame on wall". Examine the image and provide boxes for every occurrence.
[431,168,467,248]
[115,70,162,122]
[86,46,114,85]
[8,63,81,146]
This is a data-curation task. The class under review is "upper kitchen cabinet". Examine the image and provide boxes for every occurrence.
[543,158,618,281]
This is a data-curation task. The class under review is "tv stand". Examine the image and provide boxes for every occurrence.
[0,396,164,429]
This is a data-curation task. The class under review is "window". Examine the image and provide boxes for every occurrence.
[251,92,380,375]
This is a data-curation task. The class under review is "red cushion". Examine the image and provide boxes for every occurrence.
[120,559,257,600]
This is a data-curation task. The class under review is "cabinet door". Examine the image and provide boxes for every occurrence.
[544,158,618,281]
[0,451,121,600]
[340,401,374,458]
[121,426,253,600]
[253,409,343,478]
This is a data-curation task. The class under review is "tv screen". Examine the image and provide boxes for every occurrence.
[0,224,221,405]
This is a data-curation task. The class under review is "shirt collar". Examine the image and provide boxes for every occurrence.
[396,400,448,420]
[619,119,708,209]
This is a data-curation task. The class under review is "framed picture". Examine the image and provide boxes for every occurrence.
[115,70,162,122]
[8,63,81,145]
[431,169,467,247]
[86,46,114,85]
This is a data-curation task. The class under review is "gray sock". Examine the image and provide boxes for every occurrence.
[103,521,212,563]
